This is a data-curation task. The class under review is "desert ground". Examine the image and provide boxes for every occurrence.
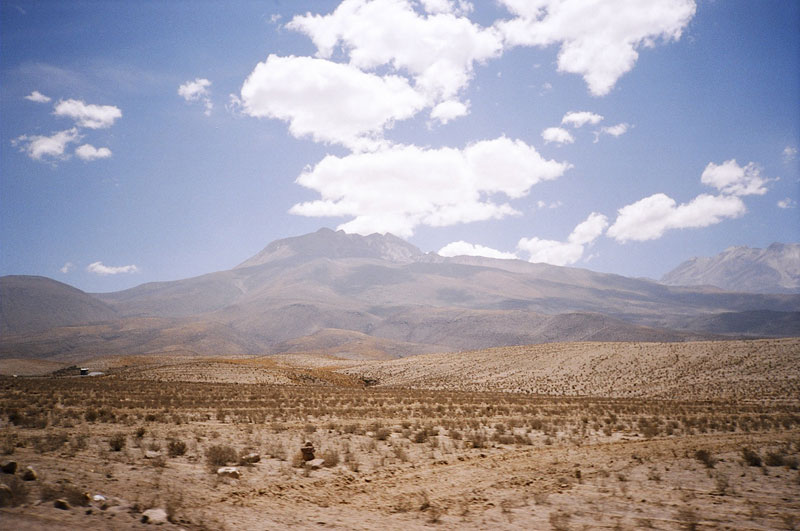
[1,338,799,530]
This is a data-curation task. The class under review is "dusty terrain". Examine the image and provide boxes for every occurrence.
[1,339,798,530]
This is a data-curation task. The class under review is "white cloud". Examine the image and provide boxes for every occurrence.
[541,126,574,145]
[601,123,629,137]
[783,146,798,162]
[606,193,745,242]
[700,159,769,196]
[53,99,122,129]
[430,99,469,124]
[75,144,112,161]
[24,90,51,103]
[290,136,570,237]
[239,54,426,150]
[778,197,796,209]
[420,0,473,15]
[517,212,608,266]
[60,262,74,274]
[12,128,81,161]
[178,78,213,116]
[561,111,603,128]
[497,0,696,96]
[287,0,502,103]
[438,241,517,260]
[536,200,562,209]
[86,261,139,275]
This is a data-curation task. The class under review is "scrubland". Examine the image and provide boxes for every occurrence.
[0,338,799,529]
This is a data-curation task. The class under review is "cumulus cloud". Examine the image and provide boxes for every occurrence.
[777,197,796,209]
[701,159,769,196]
[561,111,603,128]
[438,241,518,260]
[541,127,574,145]
[606,193,745,242]
[601,123,629,137]
[290,136,570,237]
[430,99,469,124]
[287,0,502,104]
[53,99,122,129]
[75,144,112,161]
[25,90,51,103]
[12,128,81,161]
[178,78,213,115]
[239,55,426,150]
[497,0,696,96]
[86,261,139,275]
[517,212,608,266]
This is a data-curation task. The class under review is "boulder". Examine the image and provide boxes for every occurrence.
[141,507,168,525]
[144,451,162,459]
[54,498,70,510]
[0,483,13,506]
[21,466,37,481]
[216,466,240,479]
[1,461,17,474]
[301,442,315,461]
[307,458,326,470]
[240,452,260,464]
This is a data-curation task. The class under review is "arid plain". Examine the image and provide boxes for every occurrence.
[1,338,799,530]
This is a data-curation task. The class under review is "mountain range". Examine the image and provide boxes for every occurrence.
[661,243,800,293]
[1,228,798,361]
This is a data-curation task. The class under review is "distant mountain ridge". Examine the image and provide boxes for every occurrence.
[2,230,799,362]
[661,243,800,293]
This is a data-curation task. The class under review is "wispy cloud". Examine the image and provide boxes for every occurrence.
[24,90,51,103]
[60,262,74,274]
[438,241,518,260]
[778,197,796,209]
[178,78,213,116]
[86,261,139,275]
[12,128,81,161]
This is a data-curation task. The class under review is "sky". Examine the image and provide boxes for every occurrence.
[1,0,798,293]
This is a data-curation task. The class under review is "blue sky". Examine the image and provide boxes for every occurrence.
[1,0,798,293]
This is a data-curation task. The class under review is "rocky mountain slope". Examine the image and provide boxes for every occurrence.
[661,243,800,293]
[2,229,798,361]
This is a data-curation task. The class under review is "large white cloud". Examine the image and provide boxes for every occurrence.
[239,54,426,150]
[53,99,122,129]
[497,0,696,96]
[178,78,213,115]
[12,128,81,161]
[86,261,139,275]
[438,241,518,260]
[606,193,745,242]
[517,212,608,266]
[75,144,112,161]
[287,0,502,104]
[700,159,768,196]
[290,136,570,237]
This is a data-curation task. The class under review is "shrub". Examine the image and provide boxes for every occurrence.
[0,476,28,507]
[167,439,187,457]
[206,444,237,467]
[742,447,762,467]
[109,433,126,452]
[694,449,716,468]
[764,450,785,467]
[40,482,90,506]
[321,448,340,468]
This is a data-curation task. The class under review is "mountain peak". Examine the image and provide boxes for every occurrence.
[235,228,424,268]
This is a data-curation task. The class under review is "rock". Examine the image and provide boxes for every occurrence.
[301,442,315,461]
[240,452,260,464]
[0,483,13,505]
[307,458,325,470]
[217,466,240,479]
[22,466,37,481]
[141,507,168,525]
[144,451,162,459]
[92,494,107,502]
[54,498,70,510]
[1,461,17,474]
